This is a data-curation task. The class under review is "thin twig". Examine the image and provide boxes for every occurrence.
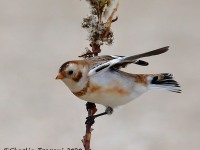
[82,103,97,150]
[104,0,120,38]
[81,1,120,149]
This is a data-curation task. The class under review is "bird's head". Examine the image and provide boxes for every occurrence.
[56,61,89,92]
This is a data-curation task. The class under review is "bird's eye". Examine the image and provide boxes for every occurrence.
[68,70,73,75]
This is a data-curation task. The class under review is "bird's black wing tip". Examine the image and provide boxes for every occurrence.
[161,46,170,51]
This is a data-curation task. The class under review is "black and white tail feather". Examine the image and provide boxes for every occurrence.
[149,73,181,93]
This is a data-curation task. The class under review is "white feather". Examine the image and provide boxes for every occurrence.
[88,58,122,76]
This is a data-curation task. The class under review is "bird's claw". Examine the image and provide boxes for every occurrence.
[105,106,113,115]
[85,116,95,125]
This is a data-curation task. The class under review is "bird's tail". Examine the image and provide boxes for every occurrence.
[148,73,181,93]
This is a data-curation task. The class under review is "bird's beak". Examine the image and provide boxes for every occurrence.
[56,73,64,80]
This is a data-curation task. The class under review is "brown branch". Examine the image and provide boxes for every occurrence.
[82,103,97,150]
[81,1,120,149]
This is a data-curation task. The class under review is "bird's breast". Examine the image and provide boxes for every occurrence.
[78,71,148,107]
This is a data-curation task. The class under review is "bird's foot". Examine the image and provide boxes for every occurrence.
[85,105,113,125]
[105,106,113,115]
[85,116,95,125]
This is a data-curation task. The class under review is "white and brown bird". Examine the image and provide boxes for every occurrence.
[56,46,181,121]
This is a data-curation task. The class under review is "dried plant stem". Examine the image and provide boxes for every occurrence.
[80,0,120,58]
[82,103,97,150]
[104,0,120,38]
[81,1,120,149]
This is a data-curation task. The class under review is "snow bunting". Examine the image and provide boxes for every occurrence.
[56,46,181,118]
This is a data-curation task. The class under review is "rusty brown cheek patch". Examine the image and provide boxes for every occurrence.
[72,71,82,82]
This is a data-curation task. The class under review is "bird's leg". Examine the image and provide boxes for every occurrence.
[85,102,96,125]
[85,106,113,125]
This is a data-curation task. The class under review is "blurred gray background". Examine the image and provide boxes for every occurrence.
[0,0,200,150]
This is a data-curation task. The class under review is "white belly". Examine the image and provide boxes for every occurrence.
[80,71,148,108]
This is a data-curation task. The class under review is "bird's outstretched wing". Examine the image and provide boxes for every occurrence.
[88,46,169,76]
